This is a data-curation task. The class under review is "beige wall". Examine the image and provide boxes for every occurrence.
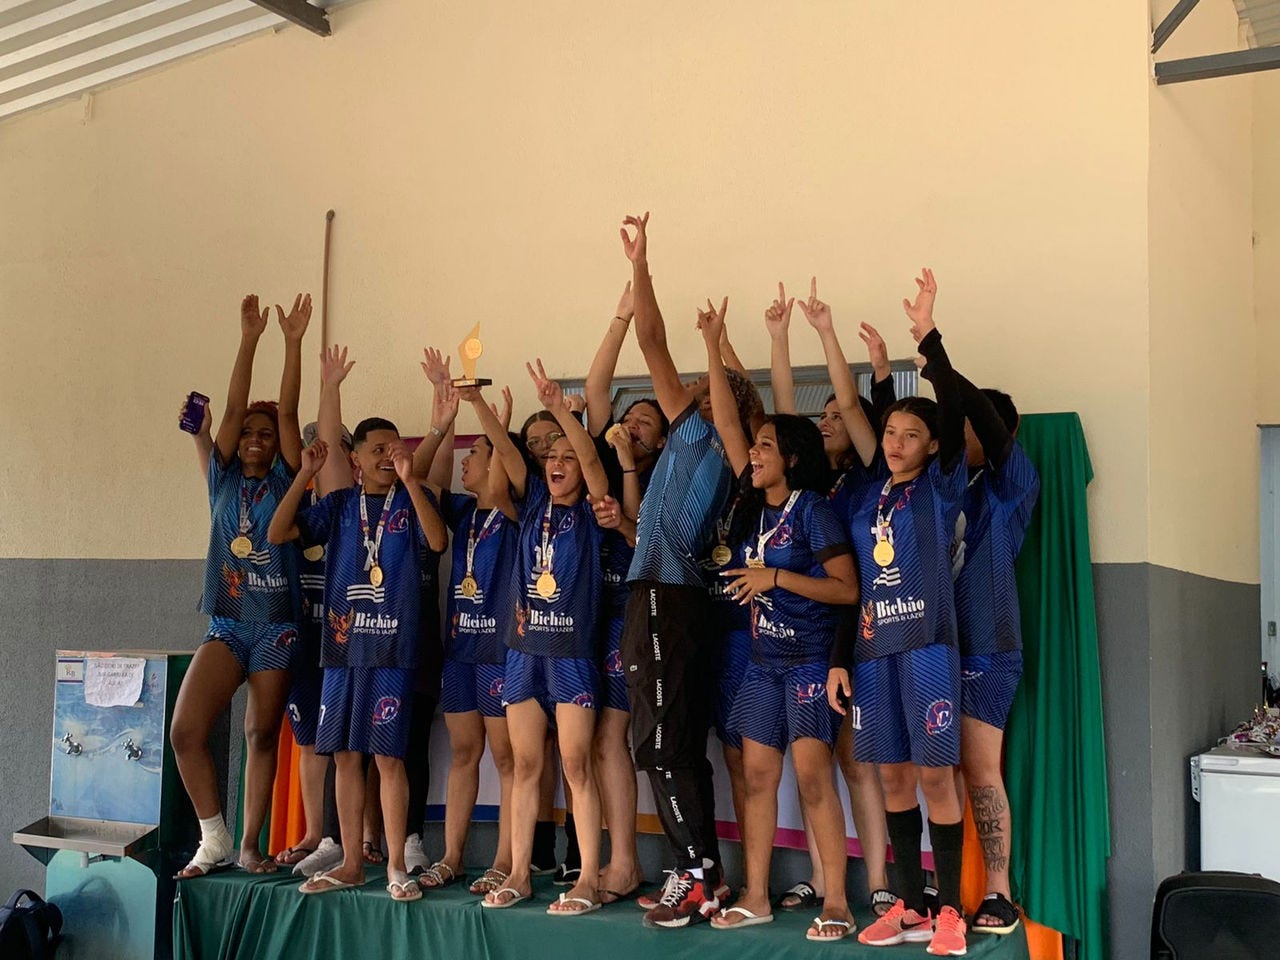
[1148,0,1259,582]
[1257,74,1280,426]
[0,0,1158,561]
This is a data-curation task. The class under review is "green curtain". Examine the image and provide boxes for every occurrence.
[1006,413,1110,960]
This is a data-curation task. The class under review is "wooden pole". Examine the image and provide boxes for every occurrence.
[321,209,335,349]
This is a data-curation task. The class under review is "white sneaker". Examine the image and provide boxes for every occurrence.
[404,834,429,876]
[294,836,343,877]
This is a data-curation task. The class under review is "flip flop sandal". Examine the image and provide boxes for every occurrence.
[362,841,384,865]
[274,845,317,867]
[870,888,897,917]
[469,868,508,895]
[776,881,822,910]
[598,885,641,905]
[553,864,582,886]
[387,877,424,903]
[174,836,235,880]
[806,917,852,942]
[971,892,1021,935]
[421,861,463,889]
[237,854,279,875]
[480,886,531,909]
[546,893,602,917]
[299,871,360,895]
[711,906,775,929]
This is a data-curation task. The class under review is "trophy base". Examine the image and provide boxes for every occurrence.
[450,378,492,388]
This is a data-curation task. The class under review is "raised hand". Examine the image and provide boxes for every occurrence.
[490,386,513,430]
[764,282,795,340]
[605,423,635,469]
[320,344,355,386]
[391,443,415,484]
[241,294,269,341]
[432,381,461,431]
[902,267,937,342]
[589,493,622,530]
[696,296,729,346]
[859,321,890,374]
[565,393,586,416]
[526,358,564,412]
[615,280,635,322]
[300,439,329,477]
[276,293,313,342]
[619,212,650,263]
[796,276,833,332]
[457,384,484,404]
[421,347,452,388]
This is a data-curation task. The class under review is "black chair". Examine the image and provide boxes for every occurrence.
[1151,871,1280,959]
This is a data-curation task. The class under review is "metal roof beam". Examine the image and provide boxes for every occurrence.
[1155,43,1280,82]
[1152,0,1201,53]
[246,0,325,36]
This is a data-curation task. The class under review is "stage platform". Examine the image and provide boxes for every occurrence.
[173,867,1032,960]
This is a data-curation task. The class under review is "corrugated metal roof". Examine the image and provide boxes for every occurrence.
[0,0,338,122]
[1235,0,1280,46]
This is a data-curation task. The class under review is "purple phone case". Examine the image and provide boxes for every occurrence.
[180,392,209,434]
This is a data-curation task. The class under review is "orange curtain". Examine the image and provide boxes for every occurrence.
[268,723,307,854]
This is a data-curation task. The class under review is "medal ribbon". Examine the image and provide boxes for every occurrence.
[538,497,558,576]
[237,477,257,536]
[715,496,739,548]
[874,475,921,546]
[466,506,502,578]
[359,481,398,572]
[744,490,801,567]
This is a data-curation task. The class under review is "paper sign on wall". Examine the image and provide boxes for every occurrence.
[84,657,146,707]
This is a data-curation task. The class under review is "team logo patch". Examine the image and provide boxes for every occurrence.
[571,692,596,709]
[772,523,794,548]
[795,681,825,705]
[221,563,246,598]
[372,696,402,725]
[961,669,984,682]
[605,650,623,677]
[925,699,954,735]
[328,608,354,646]
[859,601,876,641]
[275,628,297,648]
[488,677,505,698]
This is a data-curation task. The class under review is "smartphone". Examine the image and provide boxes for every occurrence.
[179,391,210,434]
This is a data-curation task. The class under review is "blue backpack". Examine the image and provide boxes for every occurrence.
[0,890,62,959]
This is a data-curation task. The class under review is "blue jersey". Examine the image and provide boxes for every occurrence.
[442,493,519,664]
[200,453,301,624]
[828,457,876,522]
[298,488,327,633]
[953,443,1040,655]
[296,484,428,669]
[848,456,968,662]
[512,477,603,658]
[600,466,653,614]
[628,404,734,587]
[739,491,851,668]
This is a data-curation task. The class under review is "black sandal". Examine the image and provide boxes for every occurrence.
[869,888,897,917]
[971,892,1021,935]
[776,881,822,910]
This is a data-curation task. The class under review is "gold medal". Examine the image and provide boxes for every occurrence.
[711,545,732,567]
[303,544,324,562]
[873,539,895,567]
[536,570,557,599]
[370,564,384,587]
[230,536,253,559]
[746,556,766,570]
[461,574,479,598]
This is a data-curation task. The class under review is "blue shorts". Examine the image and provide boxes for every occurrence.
[728,660,840,751]
[714,630,753,750]
[601,616,628,713]
[206,617,298,675]
[440,658,507,718]
[314,666,415,759]
[286,625,324,746]
[960,651,1023,730]
[852,644,960,768]
[502,648,598,717]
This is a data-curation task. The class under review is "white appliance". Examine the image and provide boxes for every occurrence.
[1193,744,1280,880]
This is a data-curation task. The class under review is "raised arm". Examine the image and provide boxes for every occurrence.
[269,440,328,544]
[902,268,964,470]
[412,348,456,484]
[183,396,214,477]
[797,277,877,467]
[528,359,610,501]
[213,295,268,465]
[719,320,748,377]
[620,213,695,422]
[275,293,312,473]
[463,386,527,499]
[860,321,897,429]
[765,282,797,414]
[394,443,448,553]
[697,298,751,476]
[317,345,356,493]
[585,281,633,436]
[604,426,642,522]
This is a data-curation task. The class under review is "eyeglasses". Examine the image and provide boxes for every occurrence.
[526,432,564,451]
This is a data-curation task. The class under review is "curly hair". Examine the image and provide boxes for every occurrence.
[730,414,828,545]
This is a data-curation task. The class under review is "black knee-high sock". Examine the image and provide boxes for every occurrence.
[563,813,581,869]
[928,819,964,912]
[886,807,925,913]
[533,820,556,868]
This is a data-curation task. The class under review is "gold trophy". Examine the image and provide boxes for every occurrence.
[451,322,492,387]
